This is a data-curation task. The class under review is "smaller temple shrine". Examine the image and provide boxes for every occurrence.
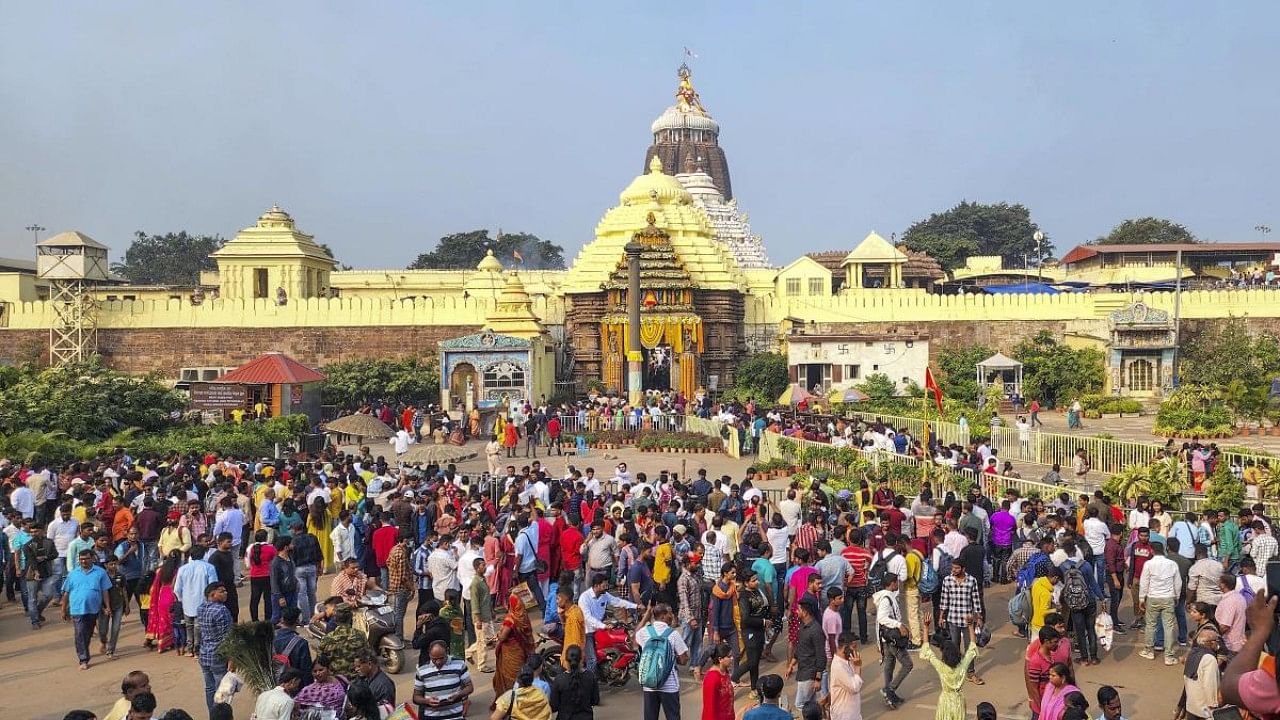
[438,269,554,411]
[1107,300,1176,396]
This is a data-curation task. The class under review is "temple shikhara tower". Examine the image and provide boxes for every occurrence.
[645,65,770,269]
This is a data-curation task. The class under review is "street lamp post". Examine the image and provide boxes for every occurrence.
[1033,230,1045,283]
[26,224,45,244]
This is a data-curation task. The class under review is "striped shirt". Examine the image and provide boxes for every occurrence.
[413,657,471,720]
[412,545,432,591]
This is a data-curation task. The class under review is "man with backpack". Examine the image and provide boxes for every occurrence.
[636,602,689,720]
[272,606,313,687]
[1058,539,1104,665]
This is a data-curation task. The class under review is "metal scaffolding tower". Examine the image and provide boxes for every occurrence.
[36,231,109,365]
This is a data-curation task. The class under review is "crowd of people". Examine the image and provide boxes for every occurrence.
[8,395,1280,720]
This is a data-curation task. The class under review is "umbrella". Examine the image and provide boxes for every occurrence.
[777,383,813,406]
[828,387,869,403]
[323,414,394,439]
[399,439,477,465]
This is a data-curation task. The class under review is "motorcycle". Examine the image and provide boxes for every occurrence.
[306,590,407,674]
[538,620,639,688]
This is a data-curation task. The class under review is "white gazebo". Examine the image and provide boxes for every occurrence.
[976,352,1023,401]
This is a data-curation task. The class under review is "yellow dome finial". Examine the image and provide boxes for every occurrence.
[649,155,664,174]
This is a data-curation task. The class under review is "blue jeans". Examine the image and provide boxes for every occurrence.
[73,613,98,663]
[392,589,412,639]
[680,621,703,676]
[200,660,228,712]
[98,605,124,653]
[271,591,297,624]
[142,541,159,572]
[24,575,57,624]
[1154,599,1188,647]
[795,679,819,710]
[295,565,318,615]
[585,631,597,671]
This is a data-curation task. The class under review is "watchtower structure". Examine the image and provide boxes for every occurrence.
[36,231,108,364]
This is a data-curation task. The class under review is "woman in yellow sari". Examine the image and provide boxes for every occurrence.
[492,594,535,708]
[308,497,334,573]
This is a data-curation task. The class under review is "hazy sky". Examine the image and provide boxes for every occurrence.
[2,2,1277,269]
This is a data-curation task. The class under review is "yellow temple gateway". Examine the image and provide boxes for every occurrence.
[3,65,1280,402]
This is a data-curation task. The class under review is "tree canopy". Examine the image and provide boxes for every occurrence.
[0,360,184,441]
[320,357,441,410]
[899,201,1047,271]
[1094,217,1199,245]
[407,230,566,271]
[728,352,789,404]
[935,345,995,403]
[1181,316,1280,421]
[110,231,225,286]
[1012,331,1105,408]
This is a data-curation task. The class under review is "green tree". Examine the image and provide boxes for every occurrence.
[0,360,184,441]
[856,373,899,401]
[407,230,566,270]
[899,201,1047,271]
[320,358,441,410]
[936,345,994,403]
[1205,465,1247,513]
[1012,331,1105,408]
[110,231,225,285]
[1094,217,1198,245]
[730,352,790,404]
[1181,316,1280,420]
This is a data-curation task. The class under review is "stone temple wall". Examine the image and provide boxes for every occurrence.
[0,325,477,375]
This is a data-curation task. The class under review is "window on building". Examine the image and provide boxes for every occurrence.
[253,268,269,299]
[785,278,801,296]
[483,361,526,390]
[808,277,824,296]
[844,364,860,380]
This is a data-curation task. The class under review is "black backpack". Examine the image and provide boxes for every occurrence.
[867,550,900,592]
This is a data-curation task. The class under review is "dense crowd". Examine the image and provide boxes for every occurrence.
[7,397,1280,720]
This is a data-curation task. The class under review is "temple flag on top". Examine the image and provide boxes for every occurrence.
[513,249,523,263]
[924,367,944,414]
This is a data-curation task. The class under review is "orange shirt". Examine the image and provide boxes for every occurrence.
[112,507,134,542]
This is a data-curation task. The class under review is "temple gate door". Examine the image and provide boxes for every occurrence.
[450,363,478,408]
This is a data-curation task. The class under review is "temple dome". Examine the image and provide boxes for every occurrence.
[650,105,720,135]
[476,248,503,272]
[619,156,692,206]
[256,204,294,228]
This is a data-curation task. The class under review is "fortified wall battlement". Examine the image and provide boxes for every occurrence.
[0,294,569,329]
[4,288,1277,332]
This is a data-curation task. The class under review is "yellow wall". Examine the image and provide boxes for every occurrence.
[774,257,831,298]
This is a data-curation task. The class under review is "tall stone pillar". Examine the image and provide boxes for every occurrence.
[625,241,644,406]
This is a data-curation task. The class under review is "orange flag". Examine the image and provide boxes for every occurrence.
[924,367,944,414]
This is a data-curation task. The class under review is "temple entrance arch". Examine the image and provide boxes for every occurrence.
[449,362,478,409]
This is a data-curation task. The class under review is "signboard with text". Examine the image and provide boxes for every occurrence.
[189,383,248,410]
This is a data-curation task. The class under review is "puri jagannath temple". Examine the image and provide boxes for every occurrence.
[4,65,1280,407]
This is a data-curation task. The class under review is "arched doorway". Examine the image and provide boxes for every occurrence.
[1128,358,1155,393]
[450,362,478,409]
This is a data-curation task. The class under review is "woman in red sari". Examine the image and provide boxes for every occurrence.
[146,551,181,653]
[702,643,735,720]
[492,594,534,708]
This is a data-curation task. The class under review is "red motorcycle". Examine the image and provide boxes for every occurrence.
[539,620,639,687]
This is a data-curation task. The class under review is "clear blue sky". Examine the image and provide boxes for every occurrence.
[2,2,1277,268]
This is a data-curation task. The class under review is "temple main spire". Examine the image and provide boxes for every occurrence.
[645,64,732,200]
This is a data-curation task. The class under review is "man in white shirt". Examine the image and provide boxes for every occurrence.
[390,428,413,456]
[10,483,34,520]
[330,513,356,563]
[46,506,79,585]
[1138,542,1183,664]
[579,573,638,670]
[635,603,689,714]
[583,470,602,497]
[614,463,633,486]
[941,524,969,559]
[252,668,302,720]
[427,538,460,602]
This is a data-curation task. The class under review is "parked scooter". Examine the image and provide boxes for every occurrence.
[306,589,406,673]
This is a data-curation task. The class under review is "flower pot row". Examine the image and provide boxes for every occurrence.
[639,446,720,454]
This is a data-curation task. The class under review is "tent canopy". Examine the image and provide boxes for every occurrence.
[976,352,1022,370]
